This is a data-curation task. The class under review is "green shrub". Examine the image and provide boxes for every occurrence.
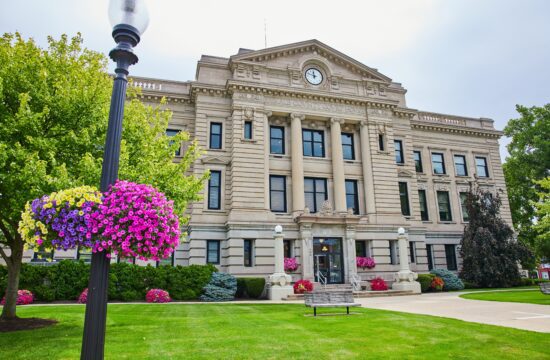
[200,272,237,302]
[244,278,266,299]
[417,274,435,293]
[0,260,217,302]
[430,269,464,291]
[236,278,247,298]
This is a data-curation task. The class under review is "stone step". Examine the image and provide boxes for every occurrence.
[284,289,415,301]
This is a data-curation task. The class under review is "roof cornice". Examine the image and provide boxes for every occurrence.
[410,121,503,138]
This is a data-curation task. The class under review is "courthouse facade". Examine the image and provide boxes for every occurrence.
[31,40,512,285]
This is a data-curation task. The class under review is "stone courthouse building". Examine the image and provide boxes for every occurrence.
[32,40,512,285]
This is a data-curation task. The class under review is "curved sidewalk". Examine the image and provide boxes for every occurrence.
[355,291,550,333]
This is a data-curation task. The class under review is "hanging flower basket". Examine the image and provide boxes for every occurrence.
[87,180,180,261]
[284,257,299,272]
[19,186,102,252]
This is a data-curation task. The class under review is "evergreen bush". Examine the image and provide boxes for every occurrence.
[243,278,266,299]
[236,278,247,298]
[417,274,436,293]
[430,269,464,291]
[200,272,237,302]
[0,260,217,302]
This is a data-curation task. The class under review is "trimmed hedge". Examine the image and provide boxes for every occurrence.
[430,269,464,291]
[243,278,265,299]
[0,260,217,302]
[417,274,436,293]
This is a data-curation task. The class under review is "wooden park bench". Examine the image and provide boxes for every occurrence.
[304,290,361,316]
[540,282,550,295]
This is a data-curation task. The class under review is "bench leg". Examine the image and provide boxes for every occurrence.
[347,307,349,315]
[314,307,317,317]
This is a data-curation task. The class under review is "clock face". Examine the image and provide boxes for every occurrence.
[305,68,323,85]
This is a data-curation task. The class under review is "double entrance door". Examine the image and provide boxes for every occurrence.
[313,238,344,284]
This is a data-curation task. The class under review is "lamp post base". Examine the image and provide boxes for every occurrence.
[392,270,421,294]
[268,273,293,300]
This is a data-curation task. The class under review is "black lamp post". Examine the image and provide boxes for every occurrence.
[80,1,148,359]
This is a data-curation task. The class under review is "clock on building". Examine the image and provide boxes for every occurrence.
[304,68,323,85]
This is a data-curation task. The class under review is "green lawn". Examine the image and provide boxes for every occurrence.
[460,289,550,305]
[0,304,548,359]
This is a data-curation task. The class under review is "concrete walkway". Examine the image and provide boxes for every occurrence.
[354,290,550,333]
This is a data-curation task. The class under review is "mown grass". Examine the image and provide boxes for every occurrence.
[0,303,548,359]
[460,289,550,305]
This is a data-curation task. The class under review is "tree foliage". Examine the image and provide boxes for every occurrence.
[503,104,550,259]
[532,177,550,259]
[460,187,533,288]
[0,33,206,319]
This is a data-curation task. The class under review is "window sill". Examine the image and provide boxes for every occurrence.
[208,148,225,152]
[422,220,433,224]
[241,138,257,143]
[270,154,288,159]
[203,209,227,214]
[438,221,457,224]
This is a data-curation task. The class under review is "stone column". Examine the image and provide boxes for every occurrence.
[392,228,421,293]
[263,111,272,211]
[345,224,358,283]
[268,225,293,300]
[330,118,347,213]
[360,120,376,215]
[300,223,314,281]
[291,113,305,214]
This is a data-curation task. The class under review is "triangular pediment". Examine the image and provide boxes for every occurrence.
[200,155,231,165]
[397,169,415,178]
[230,39,391,83]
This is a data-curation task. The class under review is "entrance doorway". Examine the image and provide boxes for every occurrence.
[313,238,344,284]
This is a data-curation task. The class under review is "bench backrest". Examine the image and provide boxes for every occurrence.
[304,290,354,305]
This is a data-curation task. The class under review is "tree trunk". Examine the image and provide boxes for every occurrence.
[1,239,23,320]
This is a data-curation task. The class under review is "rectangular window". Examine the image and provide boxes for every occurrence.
[378,134,385,151]
[157,253,175,267]
[445,244,457,271]
[77,246,92,263]
[166,129,181,156]
[342,133,355,160]
[303,129,325,157]
[413,151,423,172]
[345,180,359,215]
[426,244,434,270]
[437,191,452,221]
[476,157,489,177]
[454,155,468,176]
[399,182,410,216]
[356,241,367,257]
[244,121,252,140]
[32,249,54,262]
[208,171,221,210]
[284,240,292,258]
[409,242,416,263]
[244,239,253,267]
[394,140,404,164]
[209,122,222,149]
[418,190,429,221]
[207,240,220,264]
[460,192,470,222]
[431,153,446,174]
[269,175,287,213]
[390,240,398,265]
[304,178,328,213]
[270,126,285,154]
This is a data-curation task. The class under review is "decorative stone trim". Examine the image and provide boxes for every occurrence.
[411,122,502,138]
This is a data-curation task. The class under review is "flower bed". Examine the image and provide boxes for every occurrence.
[370,277,388,291]
[293,279,313,294]
[146,289,172,303]
[1,289,34,305]
[77,288,88,304]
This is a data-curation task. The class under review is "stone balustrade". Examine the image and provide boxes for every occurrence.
[417,111,494,129]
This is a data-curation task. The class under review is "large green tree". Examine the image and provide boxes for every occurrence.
[0,33,206,319]
[460,187,532,288]
[532,177,550,259]
[503,104,550,259]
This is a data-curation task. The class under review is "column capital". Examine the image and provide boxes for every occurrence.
[360,120,369,127]
[330,117,345,126]
[290,113,305,121]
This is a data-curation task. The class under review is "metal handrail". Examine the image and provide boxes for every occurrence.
[350,273,361,291]
[317,270,327,290]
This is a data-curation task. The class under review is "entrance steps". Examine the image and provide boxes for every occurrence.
[284,284,414,300]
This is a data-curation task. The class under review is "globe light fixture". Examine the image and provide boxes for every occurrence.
[275,224,283,234]
[81,1,149,359]
[398,227,406,235]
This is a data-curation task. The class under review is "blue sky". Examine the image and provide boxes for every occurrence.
[1,0,549,161]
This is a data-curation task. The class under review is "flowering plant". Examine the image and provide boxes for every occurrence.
[18,186,102,252]
[293,279,313,294]
[356,256,376,269]
[146,289,172,303]
[78,288,88,304]
[1,290,34,305]
[87,180,180,261]
[370,277,388,291]
[284,257,299,272]
[430,276,444,291]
